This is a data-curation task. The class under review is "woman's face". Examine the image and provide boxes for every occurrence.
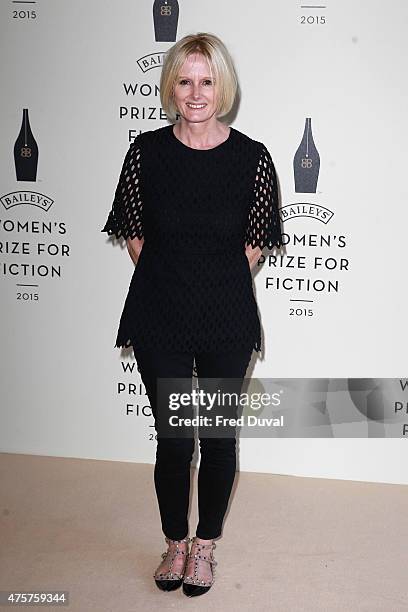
[173,52,217,124]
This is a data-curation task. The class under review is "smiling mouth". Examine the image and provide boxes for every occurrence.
[186,103,207,109]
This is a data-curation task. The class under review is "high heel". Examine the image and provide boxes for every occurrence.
[153,536,191,591]
[182,536,217,597]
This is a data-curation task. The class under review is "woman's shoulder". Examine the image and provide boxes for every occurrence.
[230,126,268,157]
[234,128,265,152]
[133,124,172,146]
[126,125,169,150]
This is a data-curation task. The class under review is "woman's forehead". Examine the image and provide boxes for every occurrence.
[180,52,212,73]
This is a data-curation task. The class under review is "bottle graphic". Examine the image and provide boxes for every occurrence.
[14,108,39,181]
[153,0,179,42]
[293,117,320,193]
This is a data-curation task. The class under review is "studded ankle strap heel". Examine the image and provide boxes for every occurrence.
[153,536,191,592]
[182,536,218,597]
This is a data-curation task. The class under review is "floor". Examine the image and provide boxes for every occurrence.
[0,452,407,611]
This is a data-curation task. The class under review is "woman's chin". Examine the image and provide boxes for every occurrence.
[178,110,215,123]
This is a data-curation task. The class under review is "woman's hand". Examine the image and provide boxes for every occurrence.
[245,243,263,271]
[126,236,145,265]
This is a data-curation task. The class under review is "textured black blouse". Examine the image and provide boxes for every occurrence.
[101,124,282,353]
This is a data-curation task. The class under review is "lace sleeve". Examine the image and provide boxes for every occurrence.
[245,144,283,249]
[101,139,144,240]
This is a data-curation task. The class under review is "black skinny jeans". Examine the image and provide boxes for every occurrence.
[133,347,252,540]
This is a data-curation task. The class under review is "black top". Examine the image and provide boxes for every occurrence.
[101,124,283,353]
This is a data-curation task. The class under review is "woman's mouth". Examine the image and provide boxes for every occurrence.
[186,103,207,110]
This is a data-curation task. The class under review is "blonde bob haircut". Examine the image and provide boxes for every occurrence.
[160,32,238,120]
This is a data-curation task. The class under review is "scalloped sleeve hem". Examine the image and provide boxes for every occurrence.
[101,137,144,241]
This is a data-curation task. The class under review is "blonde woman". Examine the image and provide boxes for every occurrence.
[102,32,282,597]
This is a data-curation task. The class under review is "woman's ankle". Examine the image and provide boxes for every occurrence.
[193,536,214,546]
[166,535,189,543]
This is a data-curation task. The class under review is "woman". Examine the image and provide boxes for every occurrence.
[101,32,282,597]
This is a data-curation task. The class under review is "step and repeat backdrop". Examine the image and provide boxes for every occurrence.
[1,0,407,484]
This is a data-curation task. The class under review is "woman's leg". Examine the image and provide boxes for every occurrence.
[194,348,253,540]
[133,347,195,541]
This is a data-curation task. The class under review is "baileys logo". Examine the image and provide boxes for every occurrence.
[280,117,334,223]
[1,108,54,212]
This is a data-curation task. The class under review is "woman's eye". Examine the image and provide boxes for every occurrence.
[178,79,213,86]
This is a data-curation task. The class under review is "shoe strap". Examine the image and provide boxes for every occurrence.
[165,536,191,545]
[162,536,190,567]
[188,551,218,566]
[188,537,217,565]
[190,537,216,550]
[155,537,190,580]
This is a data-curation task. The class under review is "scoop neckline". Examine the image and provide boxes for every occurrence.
[169,124,233,151]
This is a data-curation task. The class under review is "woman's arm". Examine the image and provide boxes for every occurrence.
[245,243,263,271]
[244,144,283,271]
[101,136,145,249]
[126,236,145,265]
